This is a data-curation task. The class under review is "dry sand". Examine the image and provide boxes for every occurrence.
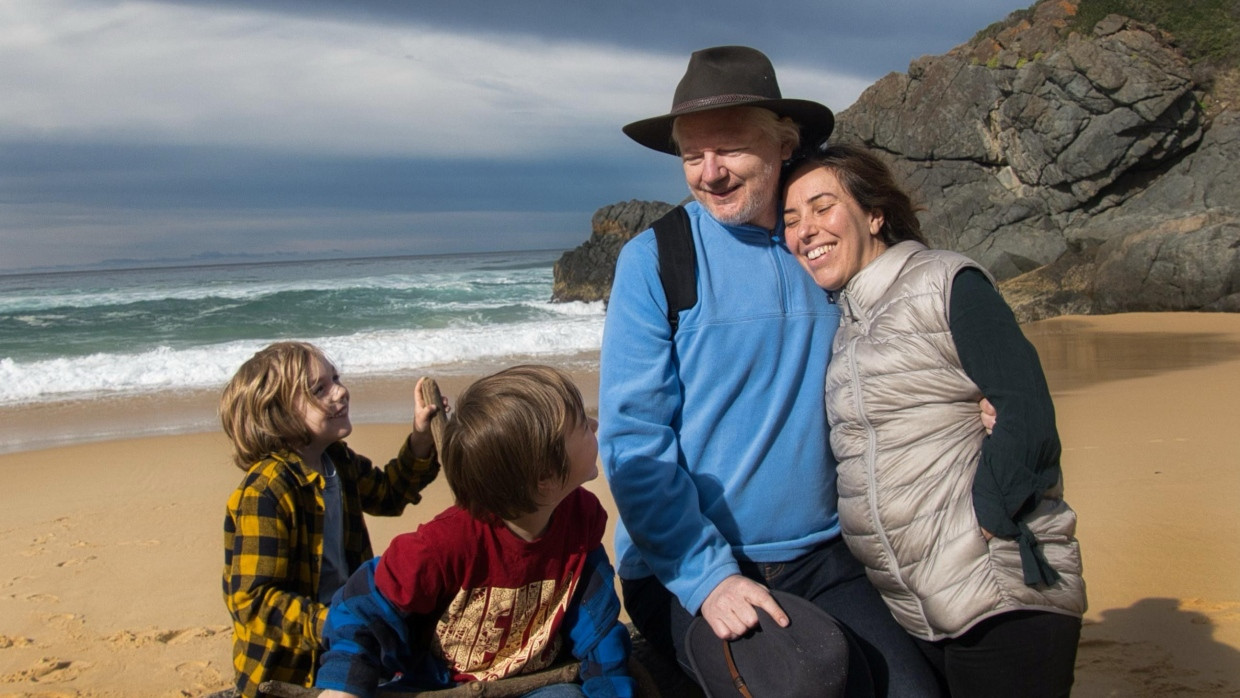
[1,312,1238,697]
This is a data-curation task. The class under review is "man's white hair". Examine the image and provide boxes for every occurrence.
[670,106,801,155]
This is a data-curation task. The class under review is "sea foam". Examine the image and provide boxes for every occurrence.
[0,251,607,406]
[0,311,604,405]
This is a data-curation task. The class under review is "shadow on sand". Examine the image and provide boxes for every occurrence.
[1074,597,1240,696]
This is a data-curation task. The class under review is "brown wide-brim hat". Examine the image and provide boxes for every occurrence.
[623,45,834,156]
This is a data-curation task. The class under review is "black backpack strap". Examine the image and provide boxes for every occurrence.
[652,206,696,335]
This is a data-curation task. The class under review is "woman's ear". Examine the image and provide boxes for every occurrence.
[869,209,885,238]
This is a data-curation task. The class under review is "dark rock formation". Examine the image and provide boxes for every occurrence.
[553,0,1240,321]
[551,199,674,303]
[833,0,1238,321]
[835,2,1204,281]
[1072,109,1240,316]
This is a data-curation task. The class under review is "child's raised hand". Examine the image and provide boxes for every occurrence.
[409,376,448,459]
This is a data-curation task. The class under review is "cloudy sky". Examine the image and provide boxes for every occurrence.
[0,0,1033,272]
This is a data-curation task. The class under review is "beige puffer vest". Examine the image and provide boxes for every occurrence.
[826,241,1086,641]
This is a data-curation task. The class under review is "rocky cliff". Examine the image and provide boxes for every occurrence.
[835,0,1239,320]
[553,0,1240,319]
[551,200,674,303]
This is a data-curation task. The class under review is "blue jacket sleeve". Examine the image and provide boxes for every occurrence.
[598,235,740,614]
[563,547,636,698]
[315,558,450,698]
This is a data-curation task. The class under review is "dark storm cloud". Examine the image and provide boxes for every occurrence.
[153,0,1027,76]
[0,141,684,213]
[0,0,1034,270]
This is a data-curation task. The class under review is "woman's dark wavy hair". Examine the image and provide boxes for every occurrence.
[785,142,927,247]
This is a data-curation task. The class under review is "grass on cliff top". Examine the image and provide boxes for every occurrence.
[1070,0,1240,65]
[975,0,1240,67]
[972,8,1035,46]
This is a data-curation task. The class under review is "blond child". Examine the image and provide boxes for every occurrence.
[316,365,634,698]
[220,341,442,697]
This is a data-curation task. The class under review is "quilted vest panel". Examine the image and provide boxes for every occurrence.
[826,242,1086,640]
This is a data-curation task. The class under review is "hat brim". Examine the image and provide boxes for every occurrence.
[684,590,849,697]
[622,98,835,155]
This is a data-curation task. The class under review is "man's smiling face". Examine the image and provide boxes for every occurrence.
[675,107,791,230]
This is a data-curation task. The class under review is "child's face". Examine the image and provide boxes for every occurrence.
[296,355,353,453]
[561,415,599,491]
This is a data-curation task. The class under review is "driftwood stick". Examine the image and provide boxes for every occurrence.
[419,376,448,455]
[260,662,580,697]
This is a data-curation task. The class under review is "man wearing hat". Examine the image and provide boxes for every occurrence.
[598,46,940,696]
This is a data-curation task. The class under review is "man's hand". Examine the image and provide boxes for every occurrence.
[980,397,996,435]
[699,575,789,640]
[318,691,360,698]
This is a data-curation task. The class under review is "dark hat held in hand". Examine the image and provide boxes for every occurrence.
[684,590,851,697]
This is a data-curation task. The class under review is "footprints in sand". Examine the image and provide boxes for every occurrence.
[0,515,232,695]
[106,626,226,648]
[14,515,161,567]
[0,657,88,684]
[0,638,70,687]
[0,635,36,649]
[0,625,229,690]
[1180,597,1240,622]
[0,516,197,693]
[1075,601,1240,695]
[1077,635,1202,695]
[17,521,109,568]
[118,538,162,547]
[177,658,226,690]
[41,613,89,643]
[1,575,32,589]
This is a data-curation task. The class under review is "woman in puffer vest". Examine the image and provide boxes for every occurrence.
[781,143,1086,698]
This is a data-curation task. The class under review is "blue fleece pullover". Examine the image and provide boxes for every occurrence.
[599,201,842,615]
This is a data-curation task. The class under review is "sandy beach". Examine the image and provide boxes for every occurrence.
[1,312,1238,697]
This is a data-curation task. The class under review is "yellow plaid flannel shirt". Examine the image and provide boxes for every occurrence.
[222,438,437,697]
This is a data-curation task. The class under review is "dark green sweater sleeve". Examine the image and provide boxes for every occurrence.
[950,268,1063,585]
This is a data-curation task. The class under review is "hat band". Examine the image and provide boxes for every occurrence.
[722,639,755,698]
[670,93,772,115]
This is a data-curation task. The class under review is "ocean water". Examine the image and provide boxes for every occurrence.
[0,250,604,408]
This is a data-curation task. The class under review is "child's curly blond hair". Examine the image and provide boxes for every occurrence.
[219,341,331,470]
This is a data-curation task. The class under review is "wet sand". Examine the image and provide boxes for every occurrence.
[1,312,1238,696]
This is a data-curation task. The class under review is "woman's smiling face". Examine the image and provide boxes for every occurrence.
[782,164,888,291]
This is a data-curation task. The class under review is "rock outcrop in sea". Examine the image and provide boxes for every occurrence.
[552,0,1240,319]
[551,199,674,303]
